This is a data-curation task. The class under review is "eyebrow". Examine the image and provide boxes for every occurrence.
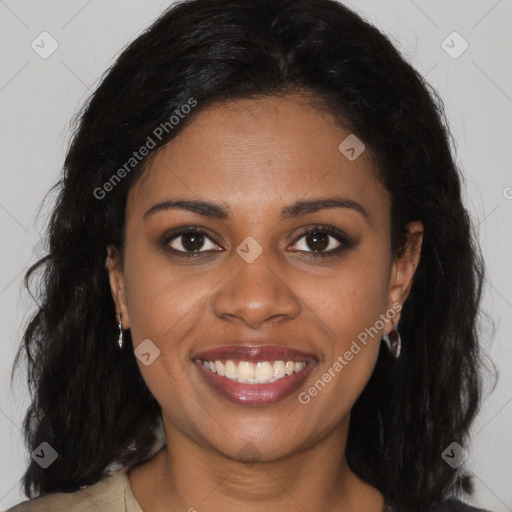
[143,196,368,221]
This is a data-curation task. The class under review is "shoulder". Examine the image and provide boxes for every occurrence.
[384,499,493,512]
[430,498,493,512]
[6,470,142,512]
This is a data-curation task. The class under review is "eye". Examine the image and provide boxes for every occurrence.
[163,226,222,257]
[290,225,353,258]
[162,224,355,259]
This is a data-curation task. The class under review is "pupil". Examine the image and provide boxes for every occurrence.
[307,230,328,251]
[182,232,204,251]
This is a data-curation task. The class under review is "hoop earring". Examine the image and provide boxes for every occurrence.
[382,324,401,359]
[117,314,123,350]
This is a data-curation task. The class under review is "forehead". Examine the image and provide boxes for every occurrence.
[127,94,388,224]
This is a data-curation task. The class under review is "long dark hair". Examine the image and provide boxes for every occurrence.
[12,0,490,510]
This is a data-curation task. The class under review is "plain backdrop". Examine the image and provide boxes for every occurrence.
[1,1,511,510]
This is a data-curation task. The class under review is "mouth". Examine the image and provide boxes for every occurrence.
[192,345,317,405]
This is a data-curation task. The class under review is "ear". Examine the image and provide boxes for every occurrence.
[384,221,423,334]
[105,244,130,329]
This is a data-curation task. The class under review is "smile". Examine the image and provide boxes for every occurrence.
[197,359,308,384]
[191,344,317,405]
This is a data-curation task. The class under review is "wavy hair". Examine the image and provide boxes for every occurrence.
[12,0,489,510]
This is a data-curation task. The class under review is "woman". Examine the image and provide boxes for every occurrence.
[9,0,493,510]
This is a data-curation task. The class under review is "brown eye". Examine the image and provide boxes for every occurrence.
[289,225,357,259]
[302,230,331,252]
[165,228,221,255]
[292,228,343,254]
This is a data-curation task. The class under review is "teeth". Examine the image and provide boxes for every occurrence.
[238,361,254,381]
[273,360,286,379]
[294,361,305,373]
[255,361,273,381]
[225,360,237,379]
[200,359,307,383]
[215,360,225,376]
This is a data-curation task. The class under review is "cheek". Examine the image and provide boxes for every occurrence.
[122,234,229,373]
[301,252,390,343]
[121,249,214,415]
[294,250,390,402]
[124,257,215,348]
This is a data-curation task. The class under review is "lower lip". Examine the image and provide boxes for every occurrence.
[194,360,316,405]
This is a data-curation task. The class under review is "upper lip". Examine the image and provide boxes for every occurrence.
[192,344,317,363]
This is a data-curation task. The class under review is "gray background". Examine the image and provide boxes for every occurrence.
[1,0,511,510]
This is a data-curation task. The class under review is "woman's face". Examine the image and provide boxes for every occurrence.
[107,94,422,462]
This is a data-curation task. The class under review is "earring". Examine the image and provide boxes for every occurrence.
[382,324,401,359]
[117,314,123,350]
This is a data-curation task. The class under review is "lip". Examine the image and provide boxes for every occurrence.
[192,344,318,406]
[192,344,317,363]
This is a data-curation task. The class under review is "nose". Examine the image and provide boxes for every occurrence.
[212,247,301,329]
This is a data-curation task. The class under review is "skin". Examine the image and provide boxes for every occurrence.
[106,93,423,512]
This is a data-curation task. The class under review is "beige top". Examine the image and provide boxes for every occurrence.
[7,470,143,512]
[5,472,488,512]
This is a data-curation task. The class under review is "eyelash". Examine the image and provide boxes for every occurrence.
[161,224,354,260]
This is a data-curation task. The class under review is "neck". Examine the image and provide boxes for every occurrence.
[128,415,384,512]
